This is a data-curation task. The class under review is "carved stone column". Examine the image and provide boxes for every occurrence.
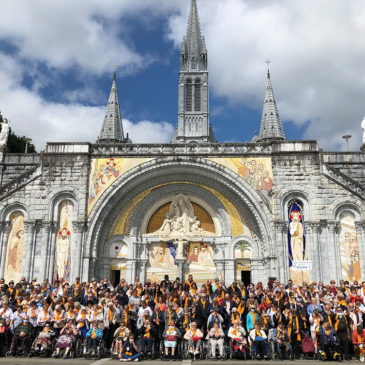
[327,221,341,281]
[214,260,225,282]
[40,221,52,282]
[280,221,289,282]
[0,221,10,278]
[23,220,36,280]
[72,221,86,282]
[311,222,321,281]
[355,221,365,280]
[139,260,148,283]
[175,259,185,281]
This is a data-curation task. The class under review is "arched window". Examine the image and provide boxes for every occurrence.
[185,79,193,112]
[195,79,201,112]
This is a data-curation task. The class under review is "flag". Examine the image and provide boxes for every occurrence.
[167,242,177,259]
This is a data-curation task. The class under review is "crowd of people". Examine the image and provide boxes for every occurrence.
[1,274,365,361]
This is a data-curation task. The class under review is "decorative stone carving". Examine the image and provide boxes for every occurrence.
[148,194,213,238]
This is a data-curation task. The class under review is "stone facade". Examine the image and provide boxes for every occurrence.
[0,0,364,285]
[0,141,364,285]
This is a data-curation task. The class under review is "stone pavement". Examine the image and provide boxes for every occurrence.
[0,359,356,365]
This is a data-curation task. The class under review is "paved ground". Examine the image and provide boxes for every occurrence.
[0,359,357,365]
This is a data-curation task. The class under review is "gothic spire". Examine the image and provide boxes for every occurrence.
[258,63,286,142]
[180,0,207,72]
[98,72,127,143]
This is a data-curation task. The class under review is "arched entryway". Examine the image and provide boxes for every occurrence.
[86,158,276,283]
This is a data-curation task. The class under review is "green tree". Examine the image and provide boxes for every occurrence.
[0,112,36,153]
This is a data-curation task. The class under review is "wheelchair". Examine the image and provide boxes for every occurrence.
[160,338,182,360]
[138,336,156,360]
[205,337,229,360]
[317,334,343,362]
[6,333,33,357]
[53,335,83,358]
[249,337,271,360]
[182,338,205,360]
[29,335,56,358]
[229,337,248,360]
[84,338,106,360]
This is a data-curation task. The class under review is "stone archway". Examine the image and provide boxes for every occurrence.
[85,158,275,282]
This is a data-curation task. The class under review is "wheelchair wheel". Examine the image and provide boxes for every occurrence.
[74,338,83,358]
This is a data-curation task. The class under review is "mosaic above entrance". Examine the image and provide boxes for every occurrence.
[88,157,152,214]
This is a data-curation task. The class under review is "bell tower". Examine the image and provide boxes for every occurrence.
[173,0,215,143]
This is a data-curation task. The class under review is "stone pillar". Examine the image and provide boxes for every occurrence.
[71,221,85,282]
[23,220,36,281]
[126,260,136,284]
[175,259,185,281]
[47,223,58,281]
[40,221,52,282]
[280,222,289,282]
[139,260,148,283]
[355,222,365,280]
[328,222,341,281]
[0,221,10,278]
[310,222,321,281]
[82,256,90,282]
[214,260,225,282]
[225,260,235,284]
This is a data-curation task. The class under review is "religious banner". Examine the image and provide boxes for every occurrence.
[4,212,25,283]
[288,200,310,283]
[54,201,73,281]
[339,212,361,282]
[147,242,178,282]
[185,242,216,284]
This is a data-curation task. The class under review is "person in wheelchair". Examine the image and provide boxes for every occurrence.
[52,319,78,358]
[352,324,365,361]
[0,318,8,357]
[30,323,55,356]
[120,334,141,362]
[249,323,268,359]
[272,323,290,360]
[228,320,247,357]
[319,322,341,361]
[85,321,103,356]
[138,319,155,357]
[9,315,33,356]
[162,320,181,359]
[184,321,203,360]
[207,322,225,359]
[114,322,131,359]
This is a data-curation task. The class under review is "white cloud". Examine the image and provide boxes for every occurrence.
[0,54,173,150]
[167,0,365,150]
[1,0,365,150]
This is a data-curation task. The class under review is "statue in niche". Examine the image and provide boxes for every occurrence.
[0,118,10,151]
[149,194,212,237]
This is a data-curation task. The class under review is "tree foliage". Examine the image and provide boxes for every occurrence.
[0,112,36,153]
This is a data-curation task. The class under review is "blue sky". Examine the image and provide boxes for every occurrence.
[0,0,364,151]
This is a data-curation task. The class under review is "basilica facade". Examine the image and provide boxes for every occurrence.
[1,0,365,286]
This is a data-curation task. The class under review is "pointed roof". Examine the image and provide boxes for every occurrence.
[181,0,206,58]
[258,67,286,142]
[97,73,125,143]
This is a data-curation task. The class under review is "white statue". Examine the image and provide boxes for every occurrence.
[0,118,10,148]
[361,116,365,145]
[149,194,212,237]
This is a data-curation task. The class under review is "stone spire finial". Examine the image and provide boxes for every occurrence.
[97,72,128,144]
[257,63,286,142]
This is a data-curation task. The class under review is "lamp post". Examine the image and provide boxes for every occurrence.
[24,138,32,154]
[342,135,352,152]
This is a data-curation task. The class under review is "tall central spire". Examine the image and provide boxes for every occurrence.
[98,73,129,144]
[173,0,215,143]
[257,65,286,142]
